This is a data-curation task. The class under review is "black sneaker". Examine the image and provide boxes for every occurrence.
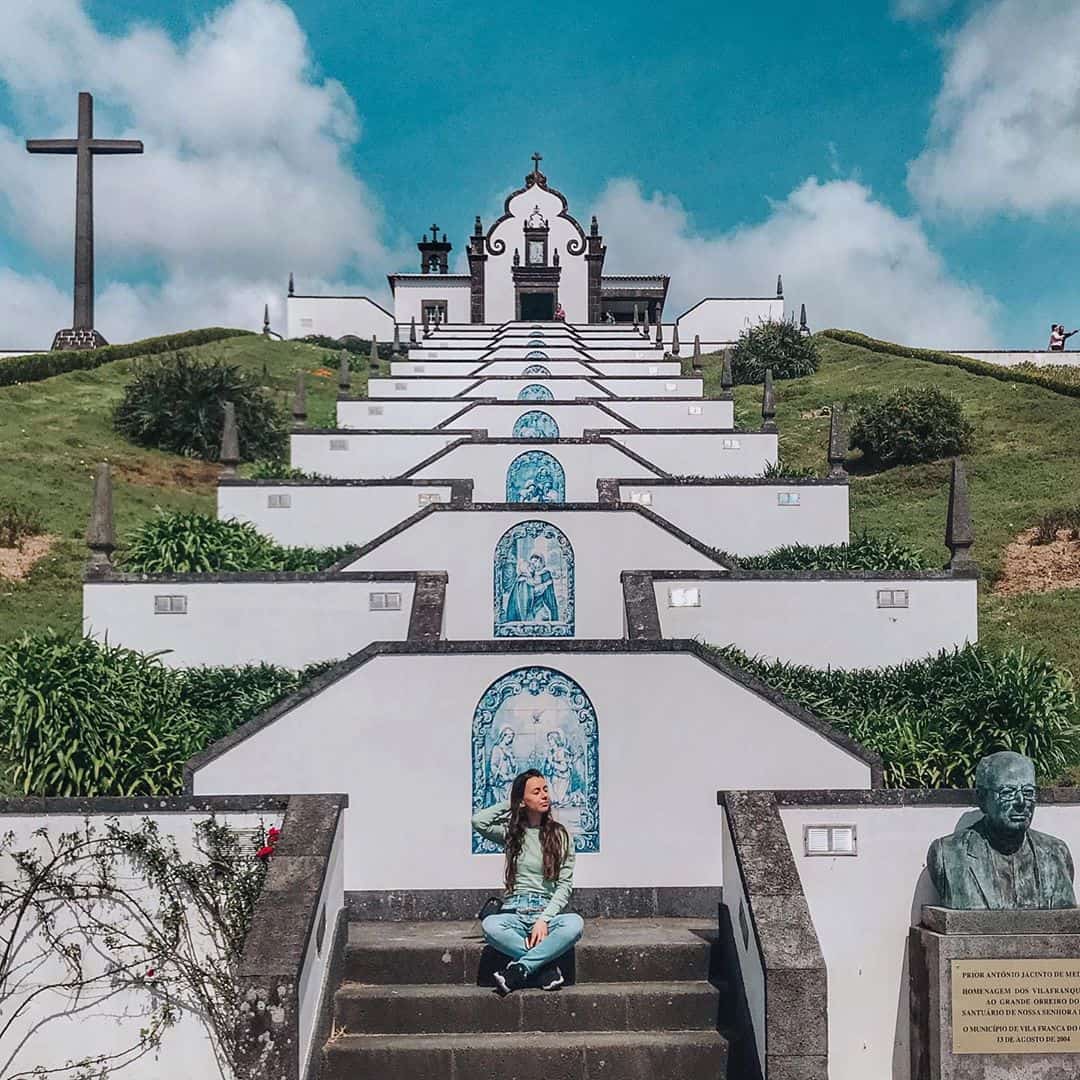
[493,961,528,995]
[538,964,564,991]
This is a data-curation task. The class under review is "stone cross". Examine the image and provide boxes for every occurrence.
[531,152,543,173]
[27,92,143,349]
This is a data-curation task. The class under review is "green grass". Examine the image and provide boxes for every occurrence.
[0,334,369,641]
[691,336,1080,677]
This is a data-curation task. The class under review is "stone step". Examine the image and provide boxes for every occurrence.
[344,917,718,985]
[335,979,725,1035]
[321,1029,728,1080]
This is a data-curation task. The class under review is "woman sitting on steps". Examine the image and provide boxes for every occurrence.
[472,769,584,994]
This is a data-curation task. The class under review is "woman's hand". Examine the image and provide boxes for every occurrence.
[526,919,549,948]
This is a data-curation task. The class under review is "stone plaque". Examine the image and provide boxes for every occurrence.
[951,958,1080,1054]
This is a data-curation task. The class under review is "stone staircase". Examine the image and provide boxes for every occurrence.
[320,917,745,1078]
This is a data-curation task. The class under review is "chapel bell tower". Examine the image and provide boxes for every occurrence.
[418,224,451,274]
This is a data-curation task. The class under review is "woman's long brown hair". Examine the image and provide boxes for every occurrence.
[503,769,569,894]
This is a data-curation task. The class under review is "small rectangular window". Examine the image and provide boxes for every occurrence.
[877,589,910,609]
[415,365,425,373]
[688,405,702,415]
[667,587,701,608]
[267,494,291,509]
[428,352,438,359]
[299,317,313,330]
[418,492,443,505]
[369,591,403,611]
[394,382,407,391]
[665,381,678,391]
[777,492,801,507]
[804,824,857,856]
[722,438,741,450]
[154,594,187,615]
[648,366,659,375]
[367,405,384,416]
[329,438,348,451]
[626,489,653,506]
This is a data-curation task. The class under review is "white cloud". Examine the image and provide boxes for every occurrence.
[0,0,400,345]
[908,0,1080,217]
[891,0,957,20]
[595,177,998,347]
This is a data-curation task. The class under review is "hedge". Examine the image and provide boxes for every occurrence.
[819,329,1080,401]
[0,328,253,388]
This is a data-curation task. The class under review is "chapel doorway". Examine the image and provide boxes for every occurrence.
[519,292,555,321]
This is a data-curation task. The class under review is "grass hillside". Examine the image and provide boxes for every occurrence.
[0,334,357,639]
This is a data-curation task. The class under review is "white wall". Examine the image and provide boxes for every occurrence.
[0,348,45,358]
[608,400,734,429]
[954,350,1080,368]
[778,800,1080,1080]
[619,483,847,554]
[654,577,978,667]
[0,809,281,1080]
[218,483,463,547]
[286,296,394,342]
[337,399,473,430]
[365,376,704,399]
[190,650,874,890]
[346,508,721,638]
[291,431,474,479]
[392,280,472,324]
[677,298,783,346]
[83,579,416,666]
[601,431,778,477]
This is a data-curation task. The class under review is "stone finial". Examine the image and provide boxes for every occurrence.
[409,315,417,344]
[291,372,307,427]
[761,368,777,432]
[776,274,784,298]
[553,248,560,267]
[671,322,680,356]
[288,272,294,297]
[590,215,599,236]
[337,349,351,395]
[692,334,702,373]
[946,457,976,571]
[474,215,483,236]
[721,348,733,392]
[422,309,430,336]
[219,402,240,478]
[655,315,663,346]
[642,309,650,338]
[369,334,380,371]
[800,303,810,336]
[513,247,520,267]
[262,303,271,336]
[827,404,847,478]
[632,304,639,328]
[392,321,402,356]
[86,462,115,569]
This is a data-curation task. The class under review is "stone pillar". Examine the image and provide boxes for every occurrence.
[671,323,680,357]
[761,369,777,432]
[468,216,487,324]
[369,335,380,372]
[946,458,976,572]
[86,462,115,570]
[692,334,702,374]
[827,405,847,478]
[392,322,402,357]
[409,316,417,345]
[720,348,733,395]
[219,402,240,478]
[800,302,811,336]
[291,373,307,428]
[337,350,351,397]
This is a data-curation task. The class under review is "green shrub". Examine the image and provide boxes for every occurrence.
[849,385,974,467]
[0,501,44,547]
[0,328,249,388]
[820,329,1080,401]
[712,644,1080,787]
[1031,507,1080,545]
[301,334,395,367]
[730,320,820,384]
[118,511,353,573]
[0,631,332,796]
[245,458,327,481]
[735,532,933,572]
[113,350,287,461]
[761,459,818,480]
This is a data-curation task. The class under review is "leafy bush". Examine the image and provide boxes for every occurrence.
[849,385,974,467]
[0,631,331,796]
[245,458,327,481]
[118,511,353,573]
[301,334,395,366]
[113,351,287,461]
[735,532,933,572]
[0,328,249,388]
[1031,506,1080,545]
[730,319,820,384]
[820,329,1080,402]
[0,501,44,547]
[761,459,818,480]
[712,644,1080,787]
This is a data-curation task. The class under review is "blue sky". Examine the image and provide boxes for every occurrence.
[1,0,1078,346]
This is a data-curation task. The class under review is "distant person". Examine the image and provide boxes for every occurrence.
[604,311,616,324]
[554,302,566,322]
[1048,324,1077,350]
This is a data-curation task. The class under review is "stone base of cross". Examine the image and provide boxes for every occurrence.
[51,328,109,351]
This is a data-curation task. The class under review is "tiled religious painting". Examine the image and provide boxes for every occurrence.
[525,351,548,361]
[493,520,574,637]
[526,338,546,347]
[517,383,555,402]
[512,410,559,439]
[522,364,551,376]
[505,450,565,503]
[472,666,599,853]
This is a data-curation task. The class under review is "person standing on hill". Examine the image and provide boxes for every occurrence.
[1048,324,1077,350]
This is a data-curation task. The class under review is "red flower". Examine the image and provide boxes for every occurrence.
[255,845,275,860]
[146,968,155,978]
[267,827,281,844]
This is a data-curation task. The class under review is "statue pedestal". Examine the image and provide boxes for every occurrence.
[51,328,107,351]
[910,906,1080,1079]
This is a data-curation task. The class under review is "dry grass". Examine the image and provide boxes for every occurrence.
[995,528,1080,597]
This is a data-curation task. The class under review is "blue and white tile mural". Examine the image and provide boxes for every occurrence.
[527,339,545,347]
[512,410,559,439]
[517,383,555,402]
[472,666,599,853]
[493,519,574,636]
[525,351,549,360]
[505,450,565,503]
[522,364,551,376]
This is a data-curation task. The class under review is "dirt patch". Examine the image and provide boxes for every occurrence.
[0,534,58,581]
[994,527,1080,596]
[113,457,219,492]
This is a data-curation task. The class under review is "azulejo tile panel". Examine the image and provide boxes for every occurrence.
[524,351,549,361]
[493,519,574,637]
[517,383,555,402]
[472,666,600,853]
[512,410,560,439]
[506,450,565,503]
[522,364,551,376]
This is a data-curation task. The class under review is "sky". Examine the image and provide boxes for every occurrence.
[1,0,1079,348]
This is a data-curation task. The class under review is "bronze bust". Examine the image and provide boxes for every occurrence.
[927,751,1076,910]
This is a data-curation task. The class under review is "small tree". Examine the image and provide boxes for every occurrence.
[730,319,820,384]
[849,385,975,468]
[113,351,287,462]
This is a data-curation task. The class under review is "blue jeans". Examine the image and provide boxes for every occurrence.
[481,894,584,975]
